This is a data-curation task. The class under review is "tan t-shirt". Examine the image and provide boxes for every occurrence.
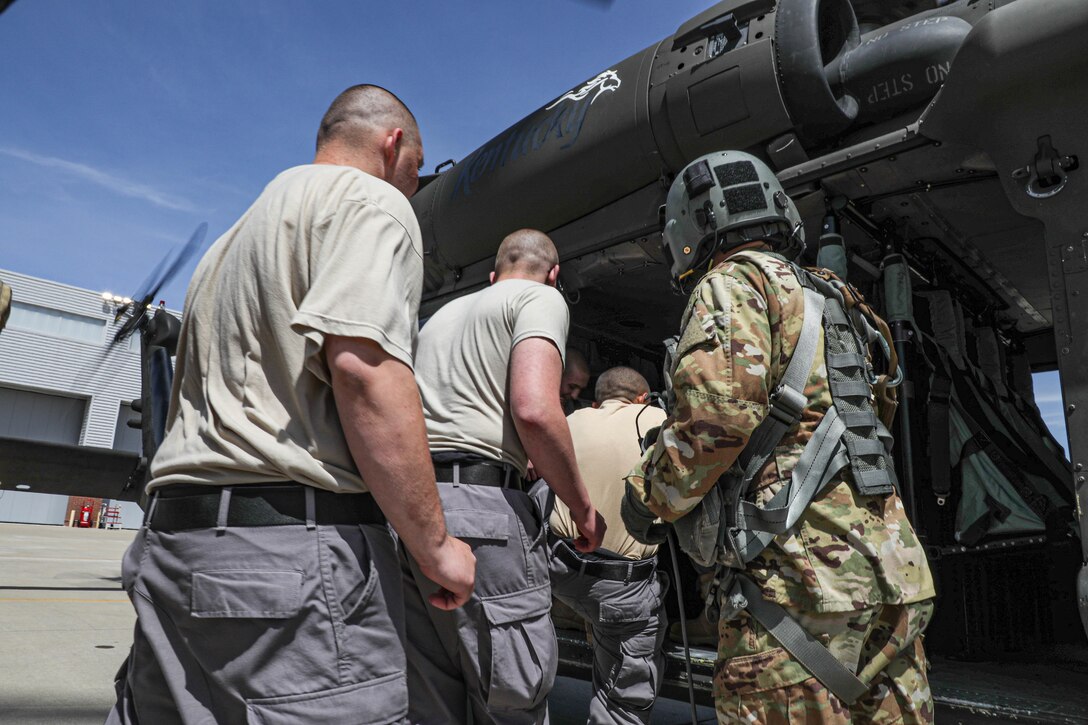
[148,164,423,493]
[551,399,667,559]
[415,279,569,475]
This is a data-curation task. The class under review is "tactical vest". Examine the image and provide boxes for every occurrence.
[670,252,902,704]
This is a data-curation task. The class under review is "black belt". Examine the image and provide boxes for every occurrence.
[550,535,656,583]
[432,460,522,490]
[147,483,385,531]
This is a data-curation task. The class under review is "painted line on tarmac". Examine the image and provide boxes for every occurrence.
[0,583,121,592]
[0,556,120,563]
[0,597,128,603]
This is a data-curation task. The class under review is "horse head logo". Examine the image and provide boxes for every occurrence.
[545,70,621,109]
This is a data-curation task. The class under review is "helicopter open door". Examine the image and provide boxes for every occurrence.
[920,0,1088,637]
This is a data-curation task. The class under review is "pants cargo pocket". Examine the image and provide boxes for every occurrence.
[481,584,558,712]
[191,570,302,618]
[246,671,408,725]
[599,599,661,712]
[715,645,831,725]
[599,599,652,628]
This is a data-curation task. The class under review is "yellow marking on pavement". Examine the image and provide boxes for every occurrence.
[0,597,128,603]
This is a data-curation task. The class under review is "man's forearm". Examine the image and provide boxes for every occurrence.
[516,409,591,516]
[508,338,592,515]
[327,337,447,568]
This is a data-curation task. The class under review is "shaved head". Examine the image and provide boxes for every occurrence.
[494,229,559,280]
[313,84,425,197]
[594,366,650,404]
[316,84,420,152]
[561,348,590,404]
[565,348,589,378]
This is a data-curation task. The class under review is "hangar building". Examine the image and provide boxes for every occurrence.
[0,268,153,528]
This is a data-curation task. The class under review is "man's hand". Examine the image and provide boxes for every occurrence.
[570,505,606,553]
[417,535,476,611]
[620,485,669,545]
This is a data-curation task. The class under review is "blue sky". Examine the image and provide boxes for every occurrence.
[0,0,1071,450]
[0,0,704,304]
[1034,370,1067,454]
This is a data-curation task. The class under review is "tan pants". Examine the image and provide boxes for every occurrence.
[714,600,934,724]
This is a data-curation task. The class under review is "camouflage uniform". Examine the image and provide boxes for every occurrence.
[628,249,936,723]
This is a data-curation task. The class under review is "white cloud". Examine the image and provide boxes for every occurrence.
[0,146,197,212]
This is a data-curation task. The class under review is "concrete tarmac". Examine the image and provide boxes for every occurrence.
[0,522,714,724]
[0,522,134,725]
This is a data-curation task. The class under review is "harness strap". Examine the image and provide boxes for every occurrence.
[732,287,825,501]
[822,289,897,497]
[842,410,880,428]
[719,261,904,567]
[734,575,869,705]
[733,410,848,541]
[829,380,875,397]
[827,351,866,369]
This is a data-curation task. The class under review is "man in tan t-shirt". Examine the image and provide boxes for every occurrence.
[106,85,474,725]
[549,366,669,724]
[404,229,605,725]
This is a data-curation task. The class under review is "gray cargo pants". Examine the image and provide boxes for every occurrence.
[105,494,408,724]
[401,481,558,725]
[549,537,668,725]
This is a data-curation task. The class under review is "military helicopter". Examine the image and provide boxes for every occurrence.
[410,0,1088,720]
[0,224,205,505]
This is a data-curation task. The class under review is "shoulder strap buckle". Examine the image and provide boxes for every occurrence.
[768,384,807,425]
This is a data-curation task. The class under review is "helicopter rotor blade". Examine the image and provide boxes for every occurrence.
[127,247,177,315]
[110,222,208,345]
[145,222,208,304]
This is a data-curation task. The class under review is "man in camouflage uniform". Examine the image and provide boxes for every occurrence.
[623,151,936,723]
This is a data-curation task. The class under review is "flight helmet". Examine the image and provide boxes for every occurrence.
[662,150,805,292]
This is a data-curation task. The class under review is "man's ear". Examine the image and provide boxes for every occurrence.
[592,401,600,409]
[634,392,649,404]
[383,128,404,172]
[489,271,496,285]
[546,264,560,287]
